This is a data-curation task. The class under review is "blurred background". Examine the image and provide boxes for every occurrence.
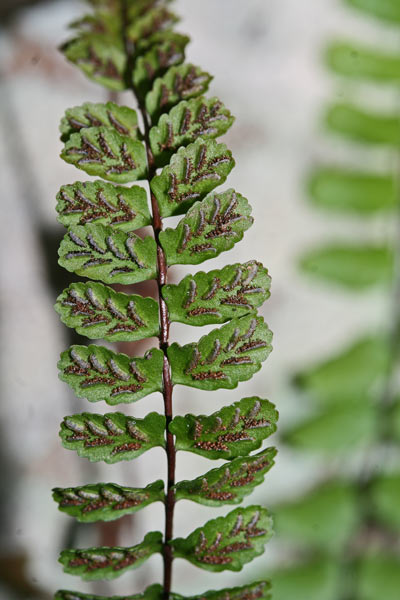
[0,0,399,598]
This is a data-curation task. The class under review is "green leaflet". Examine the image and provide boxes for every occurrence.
[150,96,234,166]
[127,5,178,42]
[60,102,139,142]
[61,34,127,91]
[283,401,377,453]
[358,554,400,600]
[346,0,400,23]
[308,169,396,215]
[273,481,359,553]
[55,586,163,600]
[58,224,157,285]
[56,181,151,230]
[61,126,147,183]
[171,506,273,572]
[60,411,165,463]
[269,559,341,600]
[162,261,270,326]
[294,335,391,406]
[133,32,189,97]
[53,480,164,523]
[55,282,159,341]
[370,474,400,531]
[175,448,277,505]
[160,190,253,265]
[151,140,235,217]
[171,581,271,600]
[300,244,394,289]
[168,315,272,390]
[145,63,212,122]
[326,41,400,84]
[58,345,163,405]
[170,397,278,460]
[325,103,400,147]
[59,532,163,581]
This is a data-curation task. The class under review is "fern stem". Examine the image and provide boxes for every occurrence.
[121,1,176,595]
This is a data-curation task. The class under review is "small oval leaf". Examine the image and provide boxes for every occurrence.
[56,181,151,231]
[55,282,159,341]
[170,397,278,460]
[300,244,394,289]
[175,447,277,505]
[62,34,127,91]
[326,103,400,147]
[163,261,270,326]
[53,480,164,523]
[150,96,234,166]
[61,127,147,183]
[308,168,396,215]
[60,102,139,142]
[326,41,400,84]
[59,531,162,580]
[58,224,157,285]
[171,581,272,600]
[160,189,253,265]
[58,345,163,405]
[151,140,235,217]
[171,506,273,572]
[60,411,165,463]
[133,33,189,97]
[168,314,272,390]
[127,6,178,43]
[145,63,212,122]
[55,584,163,600]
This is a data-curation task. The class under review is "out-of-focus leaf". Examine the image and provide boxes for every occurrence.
[127,5,178,42]
[61,34,126,90]
[56,181,151,231]
[60,102,139,142]
[170,397,278,460]
[168,315,272,390]
[55,584,163,600]
[60,411,165,463]
[145,63,212,122]
[326,41,400,83]
[160,190,253,265]
[58,224,157,285]
[269,559,341,600]
[58,345,163,405]
[61,127,147,183]
[163,261,270,326]
[284,402,377,453]
[175,447,277,505]
[59,532,162,580]
[150,96,234,165]
[133,33,189,97]
[300,244,394,289]
[358,554,400,600]
[55,282,159,341]
[326,103,400,146]
[346,0,400,23]
[273,481,359,552]
[151,140,234,217]
[370,474,400,531]
[53,480,164,523]
[171,506,273,572]
[294,336,391,405]
[308,169,396,215]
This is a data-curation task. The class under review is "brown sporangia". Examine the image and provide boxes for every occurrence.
[68,547,146,572]
[56,484,150,514]
[184,318,267,381]
[189,401,270,454]
[193,511,267,566]
[128,6,177,42]
[77,45,123,83]
[63,414,149,456]
[61,285,147,335]
[167,143,231,206]
[65,132,137,175]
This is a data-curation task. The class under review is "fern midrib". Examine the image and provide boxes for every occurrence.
[121,1,176,595]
